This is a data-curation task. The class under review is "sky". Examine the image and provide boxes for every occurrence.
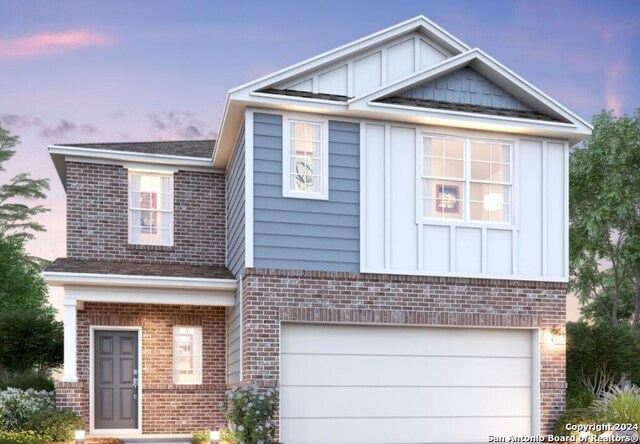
[1,0,639,319]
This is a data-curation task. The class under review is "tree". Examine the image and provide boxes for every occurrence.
[0,125,50,243]
[0,311,63,376]
[0,236,52,316]
[569,109,640,334]
[566,322,640,398]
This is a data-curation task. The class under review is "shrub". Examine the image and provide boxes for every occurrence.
[0,388,54,431]
[554,408,602,437]
[220,385,279,444]
[191,429,210,443]
[27,409,83,442]
[566,383,597,410]
[0,430,51,444]
[218,427,236,443]
[0,312,63,375]
[0,374,54,392]
[597,384,640,425]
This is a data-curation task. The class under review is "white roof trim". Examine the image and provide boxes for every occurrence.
[49,144,215,168]
[43,271,237,291]
[214,16,471,166]
[350,48,592,132]
[229,15,470,96]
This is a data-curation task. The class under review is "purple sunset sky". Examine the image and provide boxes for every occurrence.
[1,0,638,318]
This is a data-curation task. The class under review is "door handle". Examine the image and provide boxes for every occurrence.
[133,378,138,389]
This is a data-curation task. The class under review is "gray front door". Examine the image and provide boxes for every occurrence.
[95,331,138,430]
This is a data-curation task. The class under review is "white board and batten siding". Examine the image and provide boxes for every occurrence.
[278,32,451,98]
[280,323,538,444]
[361,122,569,282]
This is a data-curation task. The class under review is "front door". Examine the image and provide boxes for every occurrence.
[94,330,139,430]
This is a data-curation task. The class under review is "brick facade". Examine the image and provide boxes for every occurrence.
[66,162,226,266]
[55,303,227,433]
[240,268,567,435]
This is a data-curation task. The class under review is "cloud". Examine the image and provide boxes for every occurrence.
[604,61,626,116]
[1,114,43,129]
[0,113,99,141]
[0,30,114,61]
[40,120,97,139]
[147,111,216,140]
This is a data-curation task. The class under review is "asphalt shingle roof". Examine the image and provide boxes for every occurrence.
[46,258,234,280]
[259,88,351,102]
[376,96,566,122]
[59,140,215,159]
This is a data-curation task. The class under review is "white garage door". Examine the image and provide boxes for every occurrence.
[280,324,536,444]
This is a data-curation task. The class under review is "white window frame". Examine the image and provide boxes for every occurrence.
[282,116,330,200]
[128,171,174,246]
[172,326,202,385]
[420,132,515,226]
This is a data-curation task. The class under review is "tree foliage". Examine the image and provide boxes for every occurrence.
[569,109,640,333]
[0,126,50,244]
[0,312,63,376]
[0,236,52,316]
[566,322,640,398]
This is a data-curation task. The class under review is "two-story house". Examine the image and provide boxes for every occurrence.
[44,16,592,443]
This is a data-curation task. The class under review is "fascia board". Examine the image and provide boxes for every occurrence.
[361,102,590,144]
[472,49,593,132]
[48,145,215,167]
[43,271,238,291]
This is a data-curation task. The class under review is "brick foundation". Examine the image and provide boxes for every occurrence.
[240,268,567,435]
[56,303,227,434]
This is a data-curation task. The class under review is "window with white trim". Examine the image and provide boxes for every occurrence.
[283,118,329,199]
[128,172,174,245]
[422,135,513,224]
[172,326,202,385]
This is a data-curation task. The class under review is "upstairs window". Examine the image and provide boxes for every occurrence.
[173,326,202,385]
[282,118,329,200]
[422,135,513,224]
[128,172,174,245]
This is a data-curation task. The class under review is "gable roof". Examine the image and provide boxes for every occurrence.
[213,16,592,168]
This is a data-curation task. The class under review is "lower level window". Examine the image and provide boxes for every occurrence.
[173,326,202,384]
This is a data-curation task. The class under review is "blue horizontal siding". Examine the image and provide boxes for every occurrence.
[253,113,360,272]
[226,127,245,276]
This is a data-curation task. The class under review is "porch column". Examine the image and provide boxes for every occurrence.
[62,299,79,382]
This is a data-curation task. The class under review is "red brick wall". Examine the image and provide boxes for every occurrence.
[240,268,567,435]
[65,162,226,266]
[56,303,227,433]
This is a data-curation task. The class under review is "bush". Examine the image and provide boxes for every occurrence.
[597,384,640,425]
[0,430,51,444]
[27,409,83,442]
[0,312,63,375]
[554,408,602,437]
[566,322,640,397]
[0,388,54,431]
[191,429,210,443]
[0,374,54,392]
[220,385,279,444]
[218,428,236,443]
[567,383,597,410]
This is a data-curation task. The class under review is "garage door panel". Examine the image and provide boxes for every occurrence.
[281,416,532,444]
[280,324,535,443]
[281,353,531,387]
[282,324,532,357]
[281,386,532,418]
